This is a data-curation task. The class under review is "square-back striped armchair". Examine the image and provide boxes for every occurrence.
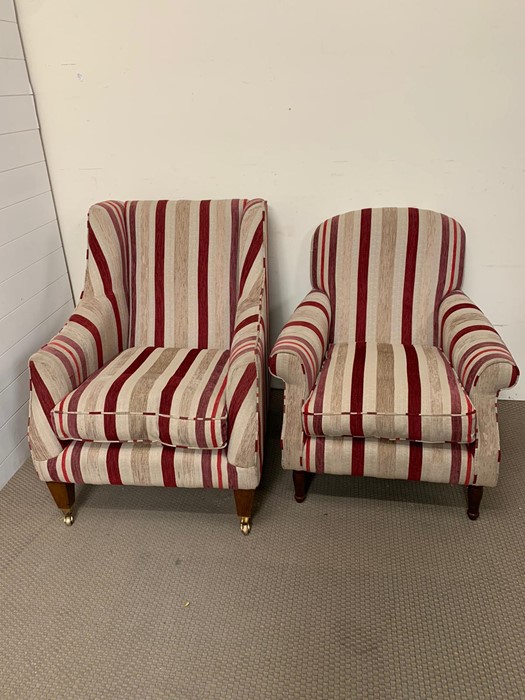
[29,199,268,534]
[270,207,519,518]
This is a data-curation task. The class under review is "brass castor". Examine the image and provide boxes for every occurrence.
[63,512,74,526]
[240,516,251,535]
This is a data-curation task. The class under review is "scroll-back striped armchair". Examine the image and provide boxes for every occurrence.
[270,207,519,518]
[29,199,268,534]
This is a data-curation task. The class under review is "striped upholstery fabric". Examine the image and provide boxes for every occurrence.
[51,347,229,449]
[271,207,519,488]
[302,437,476,485]
[33,442,259,490]
[439,291,519,394]
[29,198,268,489]
[303,343,476,443]
[312,207,464,345]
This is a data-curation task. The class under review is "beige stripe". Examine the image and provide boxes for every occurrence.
[376,208,397,343]
[174,200,190,348]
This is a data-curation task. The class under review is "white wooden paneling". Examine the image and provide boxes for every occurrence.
[0,190,55,246]
[0,161,50,209]
[0,368,28,428]
[0,129,44,172]
[0,11,73,488]
[0,438,29,491]
[0,20,23,58]
[0,274,71,355]
[0,402,29,466]
[0,0,16,22]
[0,301,72,395]
[0,220,61,281]
[0,57,31,95]
[0,95,38,134]
[0,248,68,318]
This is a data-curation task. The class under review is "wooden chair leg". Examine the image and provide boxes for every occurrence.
[293,470,307,503]
[233,489,255,535]
[46,482,75,526]
[467,485,483,520]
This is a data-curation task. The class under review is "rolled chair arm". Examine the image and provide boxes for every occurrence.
[438,291,519,395]
[269,290,332,399]
[29,296,127,462]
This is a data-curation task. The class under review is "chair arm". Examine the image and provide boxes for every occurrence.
[438,291,519,395]
[28,296,127,461]
[226,201,268,470]
[269,290,332,399]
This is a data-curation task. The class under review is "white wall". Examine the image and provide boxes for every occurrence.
[16,0,525,398]
[0,0,73,488]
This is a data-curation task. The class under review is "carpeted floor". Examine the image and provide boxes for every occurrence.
[1,392,524,700]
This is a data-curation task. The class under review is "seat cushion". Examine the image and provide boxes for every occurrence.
[51,347,229,449]
[303,343,476,444]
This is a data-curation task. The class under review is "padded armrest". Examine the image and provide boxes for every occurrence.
[226,201,268,470]
[438,291,519,395]
[269,290,332,398]
[28,296,127,461]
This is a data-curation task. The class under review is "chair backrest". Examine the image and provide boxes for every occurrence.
[311,207,465,346]
[86,199,265,349]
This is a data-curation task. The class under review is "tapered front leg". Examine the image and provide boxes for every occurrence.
[233,489,255,535]
[46,482,76,525]
[467,485,483,520]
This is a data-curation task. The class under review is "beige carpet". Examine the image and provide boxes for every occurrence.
[1,392,524,700]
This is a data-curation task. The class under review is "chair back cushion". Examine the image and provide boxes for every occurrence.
[86,199,264,349]
[311,208,465,345]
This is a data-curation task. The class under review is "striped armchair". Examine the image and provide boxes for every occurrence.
[29,199,268,534]
[270,208,519,518]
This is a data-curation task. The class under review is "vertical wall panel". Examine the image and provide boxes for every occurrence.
[0,3,73,488]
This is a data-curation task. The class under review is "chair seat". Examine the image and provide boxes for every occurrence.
[51,347,229,449]
[302,343,476,444]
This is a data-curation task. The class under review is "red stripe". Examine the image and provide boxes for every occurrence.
[161,448,177,487]
[201,451,213,488]
[56,334,88,379]
[106,444,122,485]
[440,300,478,341]
[349,343,367,436]
[446,220,458,294]
[103,347,156,440]
[401,208,419,344]
[309,344,333,435]
[217,450,223,489]
[285,320,325,347]
[229,200,241,339]
[226,461,239,489]
[227,363,256,438]
[327,216,338,334]
[407,442,423,481]
[128,200,138,346]
[351,438,365,477]
[311,226,320,288]
[69,314,104,367]
[158,349,201,444]
[302,299,330,324]
[198,201,211,347]
[449,325,497,360]
[88,224,123,352]
[319,221,327,291]
[154,200,168,346]
[195,351,229,448]
[433,215,450,344]
[29,362,61,434]
[239,217,263,296]
[355,209,372,342]
[404,345,422,441]
[449,443,462,484]
[70,442,84,483]
[315,437,325,473]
